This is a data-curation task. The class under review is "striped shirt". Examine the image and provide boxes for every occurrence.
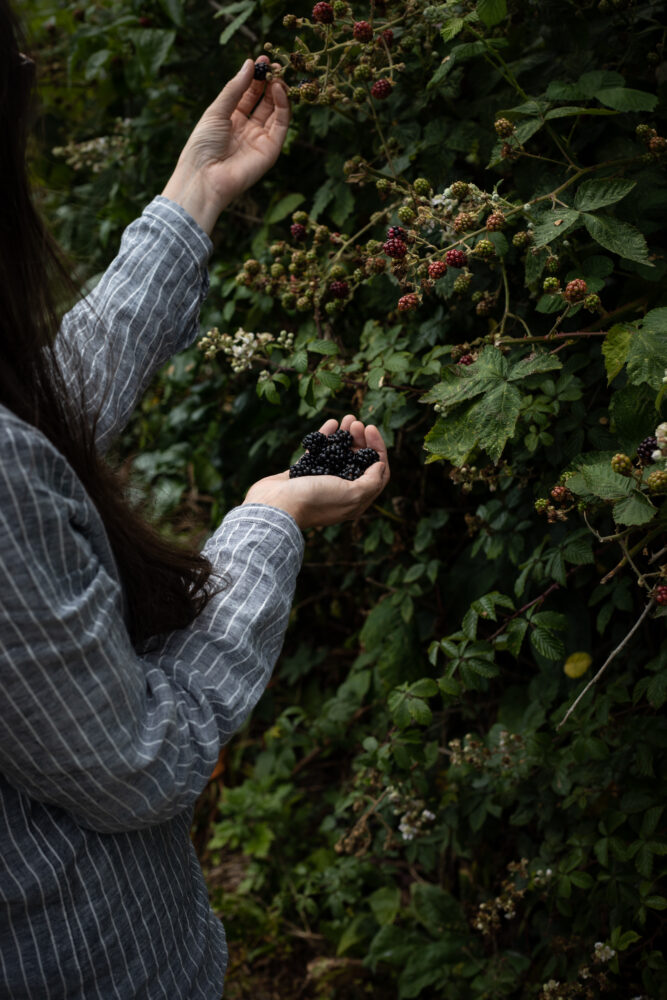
[0,197,304,998]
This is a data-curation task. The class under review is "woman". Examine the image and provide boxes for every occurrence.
[0,4,389,997]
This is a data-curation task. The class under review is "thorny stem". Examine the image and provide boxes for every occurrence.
[583,512,634,544]
[557,600,656,730]
[600,527,665,584]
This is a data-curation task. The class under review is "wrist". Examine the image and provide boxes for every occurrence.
[161,166,227,236]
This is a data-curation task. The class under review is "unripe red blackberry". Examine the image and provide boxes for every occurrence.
[387,226,408,241]
[428,260,447,279]
[584,294,602,313]
[371,78,393,99]
[454,212,476,233]
[414,178,431,196]
[512,230,532,249]
[383,239,407,259]
[637,436,658,464]
[353,20,373,41]
[551,485,572,503]
[365,256,387,274]
[458,354,474,366]
[494,117,515,138]
[377,28,394,47]
[543,277,561,293]
[312,1,334,23]
[647,470,667,493]
[564,278,587,303]
[611,453,633,476]
[446,249,467,268]
[649,135,667,156]
[475,294,495,316]
[283,13,298,27]
[329,280,349,299]
[290,223,307,241]
[544,255,560,274]
[654,585,667,606]
[448,181,468,201]
[473,239,496,259]
[486,211,506,231]
[501,143,518,160]
[398,293,419,311]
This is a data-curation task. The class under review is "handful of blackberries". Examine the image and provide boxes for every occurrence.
[289,429,380,481]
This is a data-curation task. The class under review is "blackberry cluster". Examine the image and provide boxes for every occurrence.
[637,435,658,464]
[289,429,380,480]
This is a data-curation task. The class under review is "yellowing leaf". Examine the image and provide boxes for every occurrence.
[564,652,592,678]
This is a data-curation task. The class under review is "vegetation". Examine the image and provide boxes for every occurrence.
[26,0,667,996]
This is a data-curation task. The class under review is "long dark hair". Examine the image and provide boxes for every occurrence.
[0,2,216,644]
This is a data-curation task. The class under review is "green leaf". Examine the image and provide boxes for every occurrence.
[609,383,658,452]
[569,461,634,500]
[157,0,184,26]
[408,698,432,725]
[531,208,581,249]
[468,381,523,462]
[583,214,651,265]
[421,346,508,411]
[291,349,308,373]
[602,324,632,385]
[218,3,254,45]
[530,627,565,661]
[337,914,372,956]
[316,369,343,391]
[266,193,305,224]
[423,410,478,465]
[308,339,339,355]
[613,490,657,527]
[596,87,658,112]
[508,353,563,381]
[574,178,636,212]
[626,308,667,389]
[127,28,176,77]
[369,886,401,926]
[410,678,439,698]
[544,106,617,120]
[477,0,507,26]
[441,17,465,42]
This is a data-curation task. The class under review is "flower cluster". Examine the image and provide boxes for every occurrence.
[386,786,436,842]
[52,118,131,173]
[592,941,616,963]
[447,461,509,494]
[197,326,293,372]
[473,858,553,935]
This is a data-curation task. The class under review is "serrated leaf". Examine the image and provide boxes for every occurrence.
[408,698,432,725]
[468,381,523,461]
[308,339,339,355]
[367,367,385,390]
[369,887,401,926]
[613,490,657,527]
[462,607,479,640]
[423,411,479,465]
[291,349,308,373]
[609,383,658,452]
[410,678,439,698]
[509,353,563,381]
[441,17,465,41]
[545,105,617,120]
[531,208,581,249]
[602,324,632,385]
[477,0,507,26]
[316,369,343,391]
[127,28,176,77]
[571,462,634,500]
[626,308,667,389]
[596,87,658,112]
[530,627,565,661]
[266,192,305,224]
[583,214,651,265]
[218,3,254,45]
[574,178,636,212]
[504,618,528,658]
[421,346,508,410]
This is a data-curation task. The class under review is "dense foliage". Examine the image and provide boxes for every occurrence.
[26,0,667,996]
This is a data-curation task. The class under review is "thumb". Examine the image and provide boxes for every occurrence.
[362,461,387,493]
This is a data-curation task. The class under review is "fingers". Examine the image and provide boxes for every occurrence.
[318,418,339,436]
[365,424,389,472]
[211,58,255,120]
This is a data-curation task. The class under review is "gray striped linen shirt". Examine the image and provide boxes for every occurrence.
[0,196,304,998]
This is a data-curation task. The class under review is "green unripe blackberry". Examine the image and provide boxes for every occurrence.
[300,81,319,103]
[454,212,476,233]
[544,255,560,275]
[397,205,416,224]
[494,117,515,138]
[353,87,366,104]
[270,263,285,278]
[313,225,329,243]
[296,296,312,311]
[330,264,347,279]
[449,181,469,200]
[292,210,309,225]
[270,242,286,257]
[584,294,602,313]
[283,13,298,27]
[290,251,307,273]
[366,239,383,254]
[636,123,655,143]
[413,178,431,196]
[243,258,261,275]
[376,178,390,194]
[611,453,633,476]
[473,239,496,259]
[353,63,372,81]
[333,0,348,14]
[543,276,560,293]
[535,498,549,513]
[325,300,338,315]
[281,292,297,309]
[471,291,483,304]
[453,272,472,294]
[512,230,532,249]
[647,470,667,493]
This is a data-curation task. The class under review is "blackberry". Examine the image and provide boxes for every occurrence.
[563,279,587,304]
[329,428,353,448]
[301,431,327,454]
[253,61,269,80]
[637,436,657,464]
[290,223,307,241]
[387,226,408,241]
[312,1,334,23]
[654,585,667,606]
[371,79,392,100]
[329,279,349,299]
[494,117,515,138]
[445,249,467,268]
[398,292,419,311]
[611,453,633,477]
[355,448,380,470]
[428,260,447,279]
[647,470,667,493]
[353,20,373,41]
[383,238,407,259]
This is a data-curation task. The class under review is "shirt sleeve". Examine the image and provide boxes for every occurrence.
[0,424,304,835]
[56,197,213,453]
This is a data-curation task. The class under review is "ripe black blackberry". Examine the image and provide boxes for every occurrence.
[289,428,379,480]
[253,61,269,80]
[637,435,658,464]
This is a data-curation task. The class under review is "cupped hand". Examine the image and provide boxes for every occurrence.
[162,56,290,234]
[242,415,391,530]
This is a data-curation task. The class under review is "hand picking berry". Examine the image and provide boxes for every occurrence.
[289,428,380,480]
[253,62,269,81]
